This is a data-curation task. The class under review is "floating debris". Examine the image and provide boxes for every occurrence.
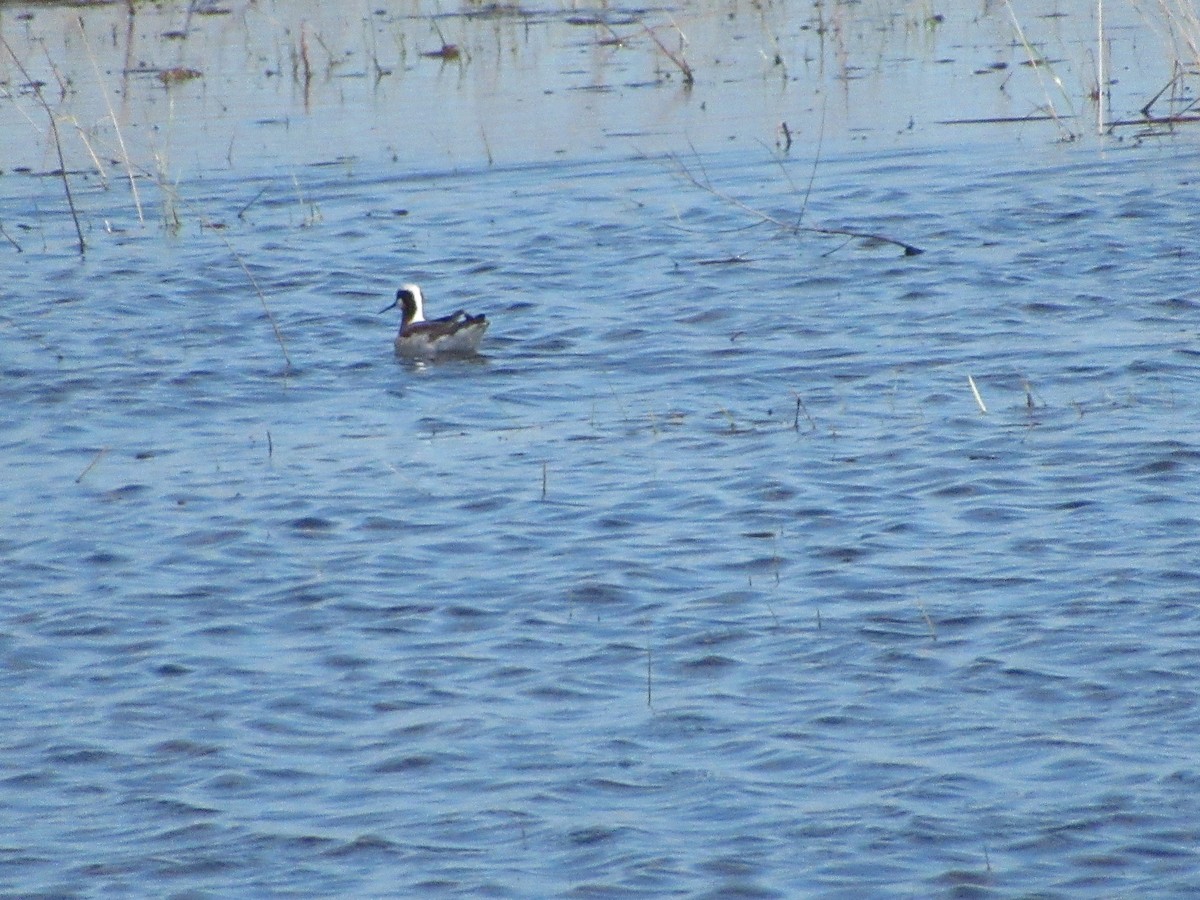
[422,44,461,61]
[158,67,203,86]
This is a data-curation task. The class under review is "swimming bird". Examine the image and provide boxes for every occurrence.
[379,283,488,357]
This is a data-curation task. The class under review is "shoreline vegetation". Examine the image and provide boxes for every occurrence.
[0,1,1197,257]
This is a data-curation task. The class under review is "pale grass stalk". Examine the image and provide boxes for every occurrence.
[1126,0,1199,75]
[63,116,109,187]
[1097,0,1106,133]
[916,599,937,641]
[646,647,652,707]
[1154,0,1200,65]
[153,147,181,233]
[78,16,144,223]
[291,174,321,226]
[968,374,987,414]
[38,49,110,186]
[1002,0,1076,140]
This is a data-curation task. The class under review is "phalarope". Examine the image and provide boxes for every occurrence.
[379,283,488,357]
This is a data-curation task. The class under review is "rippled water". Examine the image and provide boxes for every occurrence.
[6,135,1200,898]
[5,1,1200,897]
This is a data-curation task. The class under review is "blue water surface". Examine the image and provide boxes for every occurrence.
[3,132,1200,896]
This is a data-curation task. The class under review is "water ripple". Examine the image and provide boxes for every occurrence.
[3,130,1200,896]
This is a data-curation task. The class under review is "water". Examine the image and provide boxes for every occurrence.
[4,1,1200,897]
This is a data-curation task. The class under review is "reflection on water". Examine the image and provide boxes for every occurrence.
[0,0,1190,183]
[4,1,1200,897]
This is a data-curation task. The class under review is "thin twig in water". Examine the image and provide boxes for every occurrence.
[672,151,924,256]
[237,185,269,220]
[797,100,827,228]
[759,103,823,236]
[1134,62,1200,124]
[123,153,292,370]
[641,19,693,86]
[222,229,292,371]
[76,447,109,483]
[291,174,320,226]
[2,37,85,255]
[793,392,816,432]
[1140,65,1184,118]
[0,221,22,252]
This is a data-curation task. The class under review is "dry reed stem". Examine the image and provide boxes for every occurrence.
[299,23,312,85]
[672,152,924,256]
[1002,0,1076,141]
[1153,0,1200,66]
[224,231,293,372]
[792,392,816,432]
[86,147,293,370]
[1117,2,1200,126]
[2,37,85,255]
[63,116,108,187]
[78,16,143,223]
[763,99,828,230]
[291,174,321,226]
[1097,0,1106,133]
[1131,60,1200,126]
[641,19,693,86]
[0,221,21,252]
[75,447,109,483]
[967,374,987,414]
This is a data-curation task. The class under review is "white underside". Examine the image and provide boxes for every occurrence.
[395,322,488,357]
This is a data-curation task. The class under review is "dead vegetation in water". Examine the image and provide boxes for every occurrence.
[639,19,694,86]
[671,146,925,258]
[1001,0,1078,141]
[157,66,203,85]
[1000,0,1200,138]
[1108,62,1200,134]
[0,35,85,256]
[9,0,1200,263]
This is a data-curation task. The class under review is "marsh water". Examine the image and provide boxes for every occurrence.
[4,1,1200,896]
